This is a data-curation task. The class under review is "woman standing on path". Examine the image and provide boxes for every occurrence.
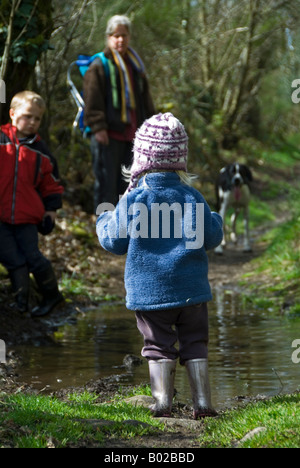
[83,15,155,210]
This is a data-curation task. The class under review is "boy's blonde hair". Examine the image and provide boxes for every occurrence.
[10,91,46,112]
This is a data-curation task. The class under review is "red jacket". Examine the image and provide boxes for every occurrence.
[0,123,64,225]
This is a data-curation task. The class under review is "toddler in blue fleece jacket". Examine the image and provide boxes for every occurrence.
[96,113,223,419]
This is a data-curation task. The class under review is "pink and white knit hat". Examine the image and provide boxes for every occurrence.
[127,112,189,192]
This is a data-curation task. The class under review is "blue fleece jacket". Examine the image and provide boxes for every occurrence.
[96,173,223,311]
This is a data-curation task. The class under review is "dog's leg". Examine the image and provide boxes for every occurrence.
[230,209,239,244]
[243,205,252,252]
[215,243,224,255]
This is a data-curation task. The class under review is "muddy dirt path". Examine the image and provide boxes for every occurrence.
[208,245,263,290]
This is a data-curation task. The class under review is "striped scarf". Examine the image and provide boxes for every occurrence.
[109,47,145,124]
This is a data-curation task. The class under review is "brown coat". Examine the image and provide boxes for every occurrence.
[83,48,155,135]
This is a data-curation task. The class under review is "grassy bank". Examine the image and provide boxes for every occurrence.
[241,199,300,314]
[0,386,299,448]
[200,393,300,448]
[0,389,163,448]
[239,146,300,314]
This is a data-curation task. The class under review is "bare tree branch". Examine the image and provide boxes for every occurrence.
[47,0,91,98]
[12,0,40,46]
[0,0,22,81]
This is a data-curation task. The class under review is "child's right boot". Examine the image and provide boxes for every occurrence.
[8,265,30,313]
[31,264,64,317]
[148,359,176,417]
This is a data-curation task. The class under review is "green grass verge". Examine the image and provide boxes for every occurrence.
[241,185,300,311]
[199,393,300,448]
[0,390,162,448]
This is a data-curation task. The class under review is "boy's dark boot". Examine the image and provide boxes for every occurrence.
[31,264,64,318]
[185,358,218,420]
[148,359,177,417]
[8,265,30,313]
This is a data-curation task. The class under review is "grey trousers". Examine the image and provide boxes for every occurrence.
[135,303,209,365]
[90,135,132,211]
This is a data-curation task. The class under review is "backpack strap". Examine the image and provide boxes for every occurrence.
[87,53,119,110]
[93,52,110,78]
[76,52,110,78]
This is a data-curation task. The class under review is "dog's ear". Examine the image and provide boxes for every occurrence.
[218,166,232,191]
[241,165,253,183]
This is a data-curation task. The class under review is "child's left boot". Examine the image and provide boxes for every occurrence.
[148,359,176,417]
[31,264,64,317]
[185,358,218,420]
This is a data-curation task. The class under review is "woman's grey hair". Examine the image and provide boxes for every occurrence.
[106,15,131,36]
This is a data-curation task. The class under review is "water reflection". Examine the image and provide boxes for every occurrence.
[14,289,300,409]
[210,287,300,406]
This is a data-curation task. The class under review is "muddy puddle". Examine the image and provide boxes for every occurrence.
[14,288,300,409]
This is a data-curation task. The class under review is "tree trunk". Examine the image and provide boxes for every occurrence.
[226,0,261,132]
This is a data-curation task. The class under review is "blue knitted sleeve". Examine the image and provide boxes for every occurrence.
[96,197,130,255]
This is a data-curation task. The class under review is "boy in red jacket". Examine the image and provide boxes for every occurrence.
[0,91,64,316]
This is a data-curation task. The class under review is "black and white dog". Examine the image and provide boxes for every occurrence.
[215,163,253,254]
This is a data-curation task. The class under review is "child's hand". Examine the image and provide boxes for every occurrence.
[38,212,56,236]
[44,211,57,222]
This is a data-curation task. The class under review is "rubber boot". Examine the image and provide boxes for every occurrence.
[31,264,64,317]
[148,359,176,417]
[185,358,218,420]
[8,265,30,313]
